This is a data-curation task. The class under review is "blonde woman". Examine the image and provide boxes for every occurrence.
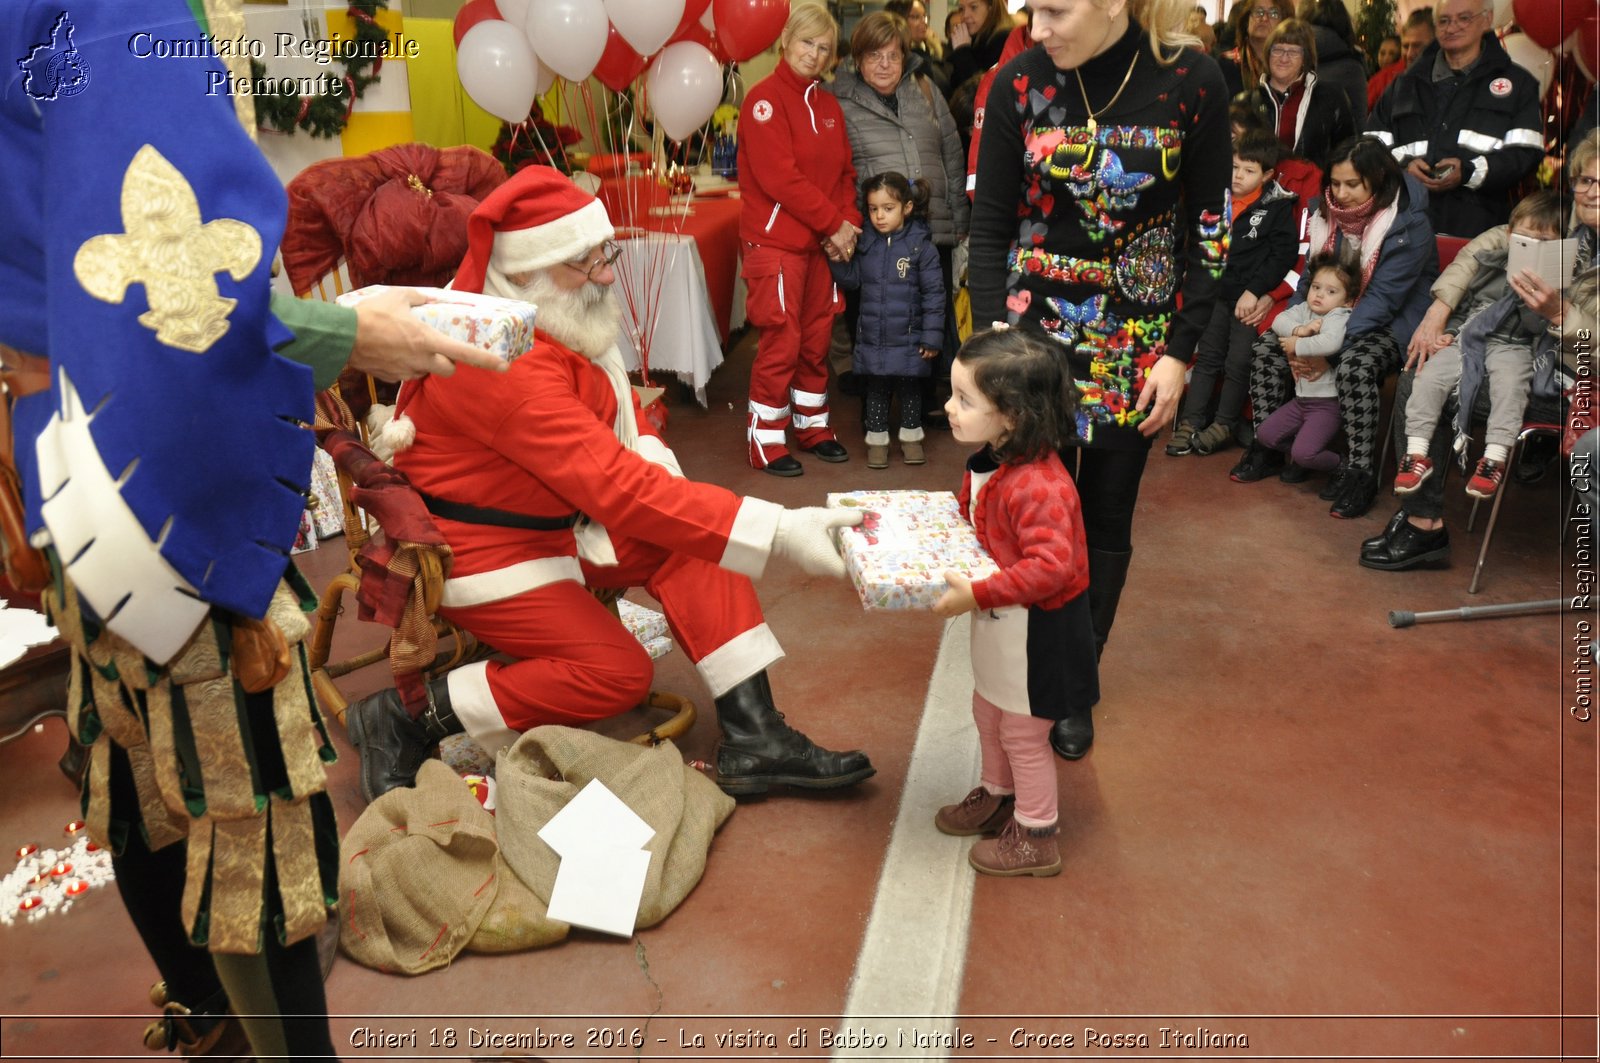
[737,3,862,475]
[968,0,1230,761]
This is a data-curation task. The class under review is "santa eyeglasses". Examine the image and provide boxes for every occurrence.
[563,240,623,281]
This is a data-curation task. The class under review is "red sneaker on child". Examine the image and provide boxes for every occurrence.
[1393,454,1433,494]
[1465,458,1504,500]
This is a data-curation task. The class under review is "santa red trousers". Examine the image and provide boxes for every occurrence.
[743,244,841,467]
[436,536,772,732]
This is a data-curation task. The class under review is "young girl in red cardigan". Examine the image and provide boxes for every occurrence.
[933,328,1100,876]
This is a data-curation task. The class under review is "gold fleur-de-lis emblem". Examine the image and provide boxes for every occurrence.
[74,145,262,353]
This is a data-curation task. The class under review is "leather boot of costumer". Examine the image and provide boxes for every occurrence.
[346,676,464,802]
[1049,547,1131,761]
[142,985,252,1060]
[713,671,875,796]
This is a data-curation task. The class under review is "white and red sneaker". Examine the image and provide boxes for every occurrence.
[1465,458,1505,500]
[1393,454,1434,494]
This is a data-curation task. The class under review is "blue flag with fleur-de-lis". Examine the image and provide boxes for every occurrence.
[2,0,313,657]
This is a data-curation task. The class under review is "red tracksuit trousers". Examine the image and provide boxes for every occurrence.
[744,244,841,468]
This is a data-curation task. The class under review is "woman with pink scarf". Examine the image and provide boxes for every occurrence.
[1230,135,1437,518]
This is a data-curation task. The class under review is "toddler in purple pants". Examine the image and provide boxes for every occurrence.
[1258,255,1358,478]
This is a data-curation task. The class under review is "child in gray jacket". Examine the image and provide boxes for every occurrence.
[1394,189,1567,499]
[1257,254,1358,478]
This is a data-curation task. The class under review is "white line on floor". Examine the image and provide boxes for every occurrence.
[835,614,978,1060]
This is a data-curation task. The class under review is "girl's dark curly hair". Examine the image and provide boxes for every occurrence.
[956,327,1080,464]
[860,170,931,214]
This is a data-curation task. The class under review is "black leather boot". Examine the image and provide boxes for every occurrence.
[713,672,874,796]
[1330,467,1379,519]
[142,985,251,1059]
[1049,547,1129,761]
[346,676,463,802]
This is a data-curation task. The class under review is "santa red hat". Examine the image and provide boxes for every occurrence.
[453,165,614,294]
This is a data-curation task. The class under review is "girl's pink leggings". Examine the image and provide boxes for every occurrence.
[973,692,1058,828]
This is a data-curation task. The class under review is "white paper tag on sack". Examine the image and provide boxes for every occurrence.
[538,780,655,937]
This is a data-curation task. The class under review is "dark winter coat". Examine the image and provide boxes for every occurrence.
[1254,70,1356,173]
[1307,23,1367,124]
[829,217,944,377]
[827,59,971,247]
[1300,173,1438,343]
[1366,32,1543,237]
[1222,180,1300,303]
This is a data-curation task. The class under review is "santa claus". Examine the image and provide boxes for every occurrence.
[346,166,874,800]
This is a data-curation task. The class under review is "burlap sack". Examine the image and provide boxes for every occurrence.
[339,760,514,974]
[495,725,736,930]
[339,728,733,973]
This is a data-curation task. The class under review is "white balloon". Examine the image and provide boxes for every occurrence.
[605,0,685,57]
[646,41,722,142]
[525,0,609,82]
[1500,32,1554,97]
[700,4,714,31]
[1492,0,1514,30]
[532,48,557,95]
[496,0,532,25]
[458,20,539,123]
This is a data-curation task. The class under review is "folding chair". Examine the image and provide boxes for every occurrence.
[1465,420,1567,594]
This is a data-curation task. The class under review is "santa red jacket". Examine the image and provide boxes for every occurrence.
[737,61,861,252]
[393,332,780,605]
[958,449,1089,613]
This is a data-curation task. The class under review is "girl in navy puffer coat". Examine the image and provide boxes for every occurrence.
[830,173,945,467]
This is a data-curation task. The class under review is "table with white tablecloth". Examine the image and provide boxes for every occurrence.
[612,232,724,406]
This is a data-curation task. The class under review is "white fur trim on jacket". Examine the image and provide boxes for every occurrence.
[489,198,614,276]
[636,434,684,478]
[719,497,784,578]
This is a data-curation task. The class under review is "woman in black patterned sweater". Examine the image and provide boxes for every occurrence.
[968,0,1230,760]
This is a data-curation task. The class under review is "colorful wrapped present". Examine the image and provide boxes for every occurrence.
[335,285,537,364]
[826,490,998,610]
[617,599,669,646]
[307,447,344,539]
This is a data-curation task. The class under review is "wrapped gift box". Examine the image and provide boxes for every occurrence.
[826,490,998,611]
[306,447,344,539]
[335,285,537,364]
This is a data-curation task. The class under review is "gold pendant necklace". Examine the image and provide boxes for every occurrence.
[1075,49,1140,135]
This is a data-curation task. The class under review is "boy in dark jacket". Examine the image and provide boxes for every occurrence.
[1169,131,1301,456]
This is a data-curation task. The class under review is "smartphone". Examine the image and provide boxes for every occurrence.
[1430,163,1455,179]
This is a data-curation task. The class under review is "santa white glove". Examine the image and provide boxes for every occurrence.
[772,507,863,578]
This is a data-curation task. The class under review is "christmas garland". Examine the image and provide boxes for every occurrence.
[252,1,389,139]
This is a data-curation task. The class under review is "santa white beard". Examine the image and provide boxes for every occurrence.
[485,267,623,362]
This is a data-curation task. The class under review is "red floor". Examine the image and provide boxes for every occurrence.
[1,331,1595,1061]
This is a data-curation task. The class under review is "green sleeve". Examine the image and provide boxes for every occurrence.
[270,292,357,392]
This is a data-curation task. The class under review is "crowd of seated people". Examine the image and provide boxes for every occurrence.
[805,0,1591,578]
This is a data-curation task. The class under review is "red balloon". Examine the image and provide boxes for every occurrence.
[670,17,714,51]
[711,0,789,62]
[1577,14,1600,84]
[593,22,649,93]
[452,0,499,47]
[1512,0,1566,49]
[674,0,712,42]
[1562,3,1598,42]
